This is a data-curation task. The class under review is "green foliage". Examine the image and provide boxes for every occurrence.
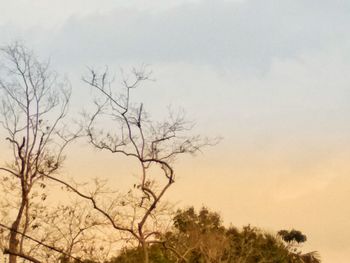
[278,229,307,244]
[225,225,293,262]
[173,207,222,234]
[108,245,172,263]
[168,207,227,262]
[109,207,320,263]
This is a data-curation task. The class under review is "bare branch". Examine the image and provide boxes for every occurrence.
[0,223,84,263]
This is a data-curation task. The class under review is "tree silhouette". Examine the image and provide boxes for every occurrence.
[0,42,79,263]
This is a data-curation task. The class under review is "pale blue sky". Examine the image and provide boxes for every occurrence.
[0,1,349,262]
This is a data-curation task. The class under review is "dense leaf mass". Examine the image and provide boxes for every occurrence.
[105,207,321,263]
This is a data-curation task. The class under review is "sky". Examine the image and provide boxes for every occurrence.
[1,0,350,261]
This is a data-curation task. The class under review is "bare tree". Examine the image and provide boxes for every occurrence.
[75,66,214,263]
[0,42,78,263]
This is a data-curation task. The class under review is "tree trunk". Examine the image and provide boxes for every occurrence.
[8,195,27,263]
[142,241,149,263]
[19,201,30,253]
